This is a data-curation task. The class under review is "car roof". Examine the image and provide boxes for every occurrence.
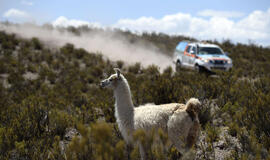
[189,42,219,48]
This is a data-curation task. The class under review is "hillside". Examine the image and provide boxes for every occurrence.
[0,25,270,159]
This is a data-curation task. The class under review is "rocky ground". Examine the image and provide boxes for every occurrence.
[194,100,242,160]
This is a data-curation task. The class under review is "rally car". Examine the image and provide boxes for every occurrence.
[174,41,233,72]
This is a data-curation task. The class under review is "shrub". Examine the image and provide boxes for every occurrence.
[31,37,43,50]
[49,109,76,138]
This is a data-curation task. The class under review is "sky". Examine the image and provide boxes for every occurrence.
[0,0,270,46]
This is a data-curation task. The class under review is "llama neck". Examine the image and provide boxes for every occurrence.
[114,78,134,121]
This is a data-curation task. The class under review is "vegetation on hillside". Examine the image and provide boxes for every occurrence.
[0,25,270,159]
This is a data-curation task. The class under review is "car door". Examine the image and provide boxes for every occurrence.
[183,45,192,65]
[189,46,197,66]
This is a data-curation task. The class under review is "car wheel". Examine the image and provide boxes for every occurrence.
[176,60,181,72]
[195,65,201,73]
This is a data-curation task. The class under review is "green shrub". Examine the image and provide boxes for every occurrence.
[49,109,76,138]
[31,37,43,50]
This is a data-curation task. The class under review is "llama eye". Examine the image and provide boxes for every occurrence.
[109,79,113,81]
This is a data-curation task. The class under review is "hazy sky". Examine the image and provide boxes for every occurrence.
[1,0,270,46]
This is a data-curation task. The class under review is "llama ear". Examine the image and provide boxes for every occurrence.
[114,68,121,78]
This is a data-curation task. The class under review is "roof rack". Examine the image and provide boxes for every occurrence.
[200,41,208,44]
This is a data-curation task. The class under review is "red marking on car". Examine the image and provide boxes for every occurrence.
[195,56,201,59]
[211,58,227,61]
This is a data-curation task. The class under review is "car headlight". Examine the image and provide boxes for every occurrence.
[202,59,209,63]
[227,59,232,64]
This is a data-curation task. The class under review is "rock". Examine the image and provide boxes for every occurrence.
[213,118,223,127]
[9,149,28,160]
[261,147,269,159]
[64,128,80,141]
[195,127,242,160]
[59,128,81,154]
[210,103,220,117]
[214,139,226,149]
[59,140,69,155]
[23,72,39,80]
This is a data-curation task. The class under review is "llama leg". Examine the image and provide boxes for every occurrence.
[167,122,192,156]
[186,119,200,148]
[167,111,193,155]
[168,130,185,155]
[126,143,133,160]
[139,143,147,160]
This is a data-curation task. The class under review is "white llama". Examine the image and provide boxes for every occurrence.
[100,68,201,159]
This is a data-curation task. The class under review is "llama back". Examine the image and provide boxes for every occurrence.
[133,103,180,131]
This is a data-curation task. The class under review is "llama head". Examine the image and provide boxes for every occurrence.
[100,68,123,89]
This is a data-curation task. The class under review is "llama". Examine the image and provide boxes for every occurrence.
[100,68,201,159]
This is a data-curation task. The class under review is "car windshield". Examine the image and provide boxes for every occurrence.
[198,47,223,55]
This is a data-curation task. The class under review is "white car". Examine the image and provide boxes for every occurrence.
[174,41,233,72]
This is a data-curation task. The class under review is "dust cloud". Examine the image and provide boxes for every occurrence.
[0,23,173,71]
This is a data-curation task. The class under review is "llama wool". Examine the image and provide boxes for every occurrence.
[100,68,201,159]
